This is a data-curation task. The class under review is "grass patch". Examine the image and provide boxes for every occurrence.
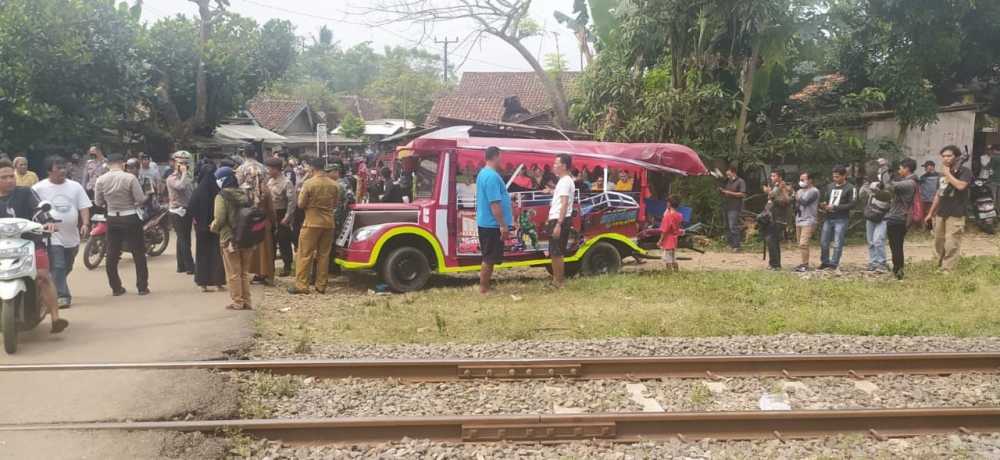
[258,256,1000,347]
[238,373,300,419]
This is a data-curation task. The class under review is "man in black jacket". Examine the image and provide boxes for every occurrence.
[0,160,68,333]
[819,166,857,270]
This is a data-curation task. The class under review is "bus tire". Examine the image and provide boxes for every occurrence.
[380,246,431,293]
[581,242,622,276]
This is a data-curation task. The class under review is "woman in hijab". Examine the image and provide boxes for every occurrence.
[187,163,226,292]
[210,167,254,310]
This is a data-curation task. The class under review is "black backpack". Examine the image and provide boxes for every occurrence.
[225,193,267,249]
[234,206,267,249]
[864,191,891,223]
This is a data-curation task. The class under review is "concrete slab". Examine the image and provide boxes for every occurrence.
[0,248,254,459]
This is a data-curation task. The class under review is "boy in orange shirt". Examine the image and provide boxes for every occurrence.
[657,194,685,272]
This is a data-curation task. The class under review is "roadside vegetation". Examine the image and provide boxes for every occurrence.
[258,256,1000,348]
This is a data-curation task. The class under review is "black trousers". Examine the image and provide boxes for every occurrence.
[171,212,194,273]
[766,223,784,268]
[106,214,148,292]
[291,208,305,251]
[887,221,908,274]
[273,209,294,269]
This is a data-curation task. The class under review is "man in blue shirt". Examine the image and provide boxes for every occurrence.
[475,146,513,294]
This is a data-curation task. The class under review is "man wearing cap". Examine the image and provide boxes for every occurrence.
[167,151,195,274]
[94,154,149,296]
[266,157,296,277]
[83,145,109,200]
[288,158,339,294]
[918,160,941,220]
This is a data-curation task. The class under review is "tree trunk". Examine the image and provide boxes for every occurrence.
[501,35,573,129]
[735,44,760,157]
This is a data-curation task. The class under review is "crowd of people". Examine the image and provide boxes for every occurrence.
[0,144,373,331]
[720,144,997,279]
[0,140,994,334]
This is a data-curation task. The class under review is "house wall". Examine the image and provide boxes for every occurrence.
[865,109,976,167]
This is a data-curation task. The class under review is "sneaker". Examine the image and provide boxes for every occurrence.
[57,298,71,309]
[793,265,809,273]
[767,266,781,272]
[287,287,310,295]
[112,288,126,296]
[138,289,151,296]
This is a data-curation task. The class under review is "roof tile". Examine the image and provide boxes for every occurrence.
[426,72,579,125]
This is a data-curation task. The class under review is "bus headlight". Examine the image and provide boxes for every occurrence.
[353,225,383,243]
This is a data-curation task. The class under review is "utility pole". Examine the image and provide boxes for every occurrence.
[434,37,458,83]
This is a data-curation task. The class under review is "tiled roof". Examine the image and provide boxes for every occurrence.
[426,72,579,125]
[790,73,847,102]
[336,95,385,120]
[246,97,309,133]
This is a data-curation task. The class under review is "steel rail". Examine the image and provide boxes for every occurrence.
[2,408,999,445]
[0,353,997,381]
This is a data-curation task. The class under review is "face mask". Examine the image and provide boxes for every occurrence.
[799,181,807,188]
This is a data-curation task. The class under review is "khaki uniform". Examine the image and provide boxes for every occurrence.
[211,188,253,308]
[295,175,340,291]
[933,216,965,271]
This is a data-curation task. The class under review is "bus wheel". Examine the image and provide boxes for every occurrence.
[581,242,622,276]
[381,247,431,293]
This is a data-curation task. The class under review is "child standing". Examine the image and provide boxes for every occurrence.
[658,194,685,272]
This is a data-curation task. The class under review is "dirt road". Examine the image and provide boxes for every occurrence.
[0,249,254,459]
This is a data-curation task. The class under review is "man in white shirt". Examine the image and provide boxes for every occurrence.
[547,154,575,289]
[33,156,92,308]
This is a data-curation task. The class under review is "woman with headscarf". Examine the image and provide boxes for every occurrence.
[209,167,253,310]
[188,163,225,292]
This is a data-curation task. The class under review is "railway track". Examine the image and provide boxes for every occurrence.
[2,352,998,381]
[2,408,999,445]
[4,353,999,447]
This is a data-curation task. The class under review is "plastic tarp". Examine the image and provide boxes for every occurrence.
[411,126,708,176]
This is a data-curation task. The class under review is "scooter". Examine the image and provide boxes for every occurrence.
[969,178,997,234]
[82,205,171,270]
[0,202,55,354]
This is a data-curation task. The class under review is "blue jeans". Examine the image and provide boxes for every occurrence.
[820,217,848,268]
[865,220,887,269]
[49,245,79,301]
[725,209,742,249]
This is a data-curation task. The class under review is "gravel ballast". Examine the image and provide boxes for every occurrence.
[243,433,1000,459]
[250,334,1000,360]
[241,373,1000,419]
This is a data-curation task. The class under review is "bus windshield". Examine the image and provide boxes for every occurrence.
[413,155,439,199]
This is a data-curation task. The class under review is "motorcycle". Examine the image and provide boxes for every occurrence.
[0,202,55,354]
[969,178,997,234]
[82,206,171,270]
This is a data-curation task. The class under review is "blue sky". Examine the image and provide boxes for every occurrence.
[141,0,584,74]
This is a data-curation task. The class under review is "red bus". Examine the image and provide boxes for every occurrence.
[335,127,708,292]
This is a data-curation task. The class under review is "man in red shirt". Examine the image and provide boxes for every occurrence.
[657,194,685,272]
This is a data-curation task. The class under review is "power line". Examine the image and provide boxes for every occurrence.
[434,37,459,82]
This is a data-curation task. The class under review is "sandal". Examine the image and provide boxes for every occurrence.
[225,304,251,311]
[50,318,69,334]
